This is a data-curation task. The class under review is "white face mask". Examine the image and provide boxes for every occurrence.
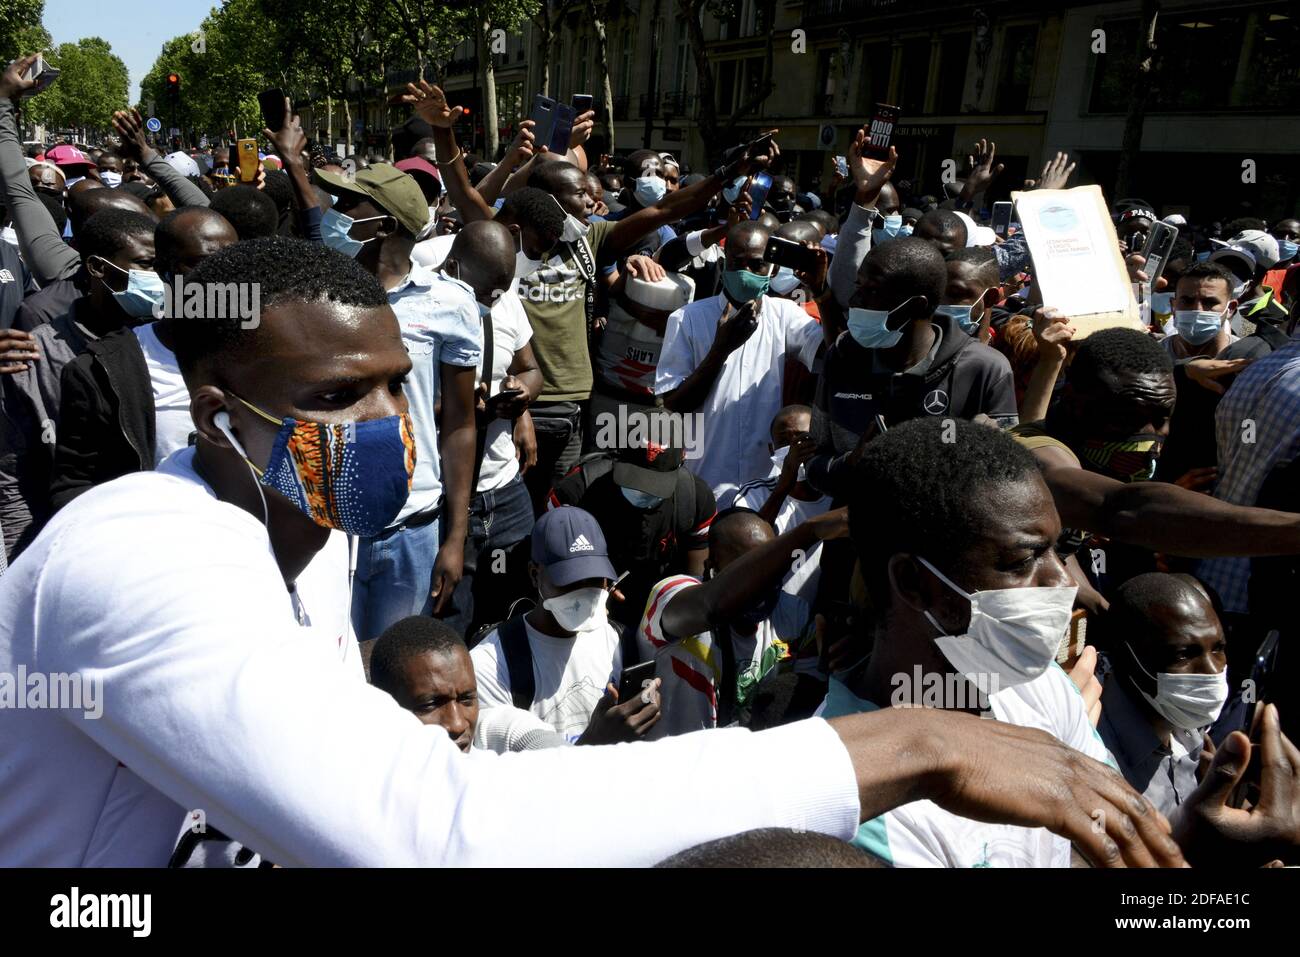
[1124,643,1229,731]
[770,443,807,483]
[560,212,590,243]
[543,586,609,633]
[98,170,122,188]
[516,248,545,284]
[919,557,1077,696]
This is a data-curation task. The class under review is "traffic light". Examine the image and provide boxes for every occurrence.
[165,72,180,102]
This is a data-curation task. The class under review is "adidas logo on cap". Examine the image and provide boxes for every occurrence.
[570,534,595,553]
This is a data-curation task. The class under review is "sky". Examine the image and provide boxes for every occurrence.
[42,0,215,103]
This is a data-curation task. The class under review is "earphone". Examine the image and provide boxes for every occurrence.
[213,409,268,528]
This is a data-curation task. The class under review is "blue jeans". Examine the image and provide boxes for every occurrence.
[350,512,441,643]
[442,474,536,639]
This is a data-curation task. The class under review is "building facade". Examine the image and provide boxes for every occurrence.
[302,0,1300,220]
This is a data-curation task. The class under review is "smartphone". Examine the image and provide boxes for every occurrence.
[18,55,59,98]
[237,138,259,183]
[484,386,524,413]
[764,236,820,273]
[991,201,1014,239]
[617,660,658,703]
[1140,221,1179,283]
[833,155,848,179]
[747,171,773,221]
[571,93,594,114]
[528,94,574,155]
[258,88,287,132]
[864,103,900,161]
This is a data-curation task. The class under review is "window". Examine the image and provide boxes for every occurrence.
[577,35,590,94]
[620,28,633,97]
[815,48,834,113]
[716,60,737,115]
[994,24,1038,112]
[861,42,891,106]
[1088,4,1286,113]
[936,32,971,114]
[675,23,691,93]
[743,56,765,108]
[899,37,931,115]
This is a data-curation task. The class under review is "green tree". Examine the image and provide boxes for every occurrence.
[0,0,48,63]
[475,0,539,157]
[25,38,129,136]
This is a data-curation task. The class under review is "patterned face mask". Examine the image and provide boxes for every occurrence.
[232,393,416,536]
[1080,433,1163,482]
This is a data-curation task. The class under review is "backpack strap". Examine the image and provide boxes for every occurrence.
[673,466,697,537]
[470,306,495,496]
[568,237,598,338]
[497,614,535,710]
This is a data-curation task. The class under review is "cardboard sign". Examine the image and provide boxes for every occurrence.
[1011,185,1142,338]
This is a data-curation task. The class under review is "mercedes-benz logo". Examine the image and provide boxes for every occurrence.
[922,389,949,415]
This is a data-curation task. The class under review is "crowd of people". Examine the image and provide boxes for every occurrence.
[2,49,1299,869]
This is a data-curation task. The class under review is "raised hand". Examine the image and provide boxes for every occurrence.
[1038,151,1077,190]
[959,138,1004,203]
[569,110,595,150]
[263,97,307,168]
[111,109,152,163]
[400,80,462,129]
[0,53,40,102]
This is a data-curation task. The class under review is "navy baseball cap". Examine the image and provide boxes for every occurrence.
[531,507,617,586]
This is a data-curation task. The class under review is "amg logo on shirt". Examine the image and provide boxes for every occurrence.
[49,887,151,937]
[833,392,873,400]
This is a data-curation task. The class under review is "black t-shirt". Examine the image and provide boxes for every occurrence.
[0,241,37,330]
[11,275,78,332]
[549,458,716,628]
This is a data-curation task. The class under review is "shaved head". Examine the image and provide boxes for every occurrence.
[447,219,517,304]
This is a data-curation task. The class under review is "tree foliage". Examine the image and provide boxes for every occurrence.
[23,37,129,132]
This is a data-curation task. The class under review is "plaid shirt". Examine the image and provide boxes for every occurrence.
[1198,340,1300,613]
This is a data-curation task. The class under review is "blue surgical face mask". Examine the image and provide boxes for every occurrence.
[898,223,914,237]
[722,267,771,304]
[632,175,668,207]
[872,213,903,246]
[320,208,387,258]
[846,296,924,349]
[1150,291,1175,316]
[620,486,664,510]
[1278,238,1299,262]
[1174,308,1226,346]
[97,259,166,319]
[935,301,980,336]
[769,265,802,296]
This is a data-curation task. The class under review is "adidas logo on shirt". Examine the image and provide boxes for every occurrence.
[569,534,595,553]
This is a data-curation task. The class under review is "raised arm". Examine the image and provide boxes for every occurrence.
[113,109,210,209]
[399,81,494,223]
[0,56,80,284]
[1036,445,1300,557]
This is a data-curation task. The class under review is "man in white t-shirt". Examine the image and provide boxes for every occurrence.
[656,221,823,502]
[416,229,541,634]
[819,416,1119,867]
[370,613,569,754]
[0,236,1188,867]
[471,505,662,743]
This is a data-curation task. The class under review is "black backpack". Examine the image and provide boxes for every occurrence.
[572,452,700,565]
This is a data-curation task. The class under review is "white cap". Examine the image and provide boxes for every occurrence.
[626,272,695,312]
[1162,213,1187,227]
[164,151,200,179]
[953,210,997,247]
[1225,229,1280,270]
